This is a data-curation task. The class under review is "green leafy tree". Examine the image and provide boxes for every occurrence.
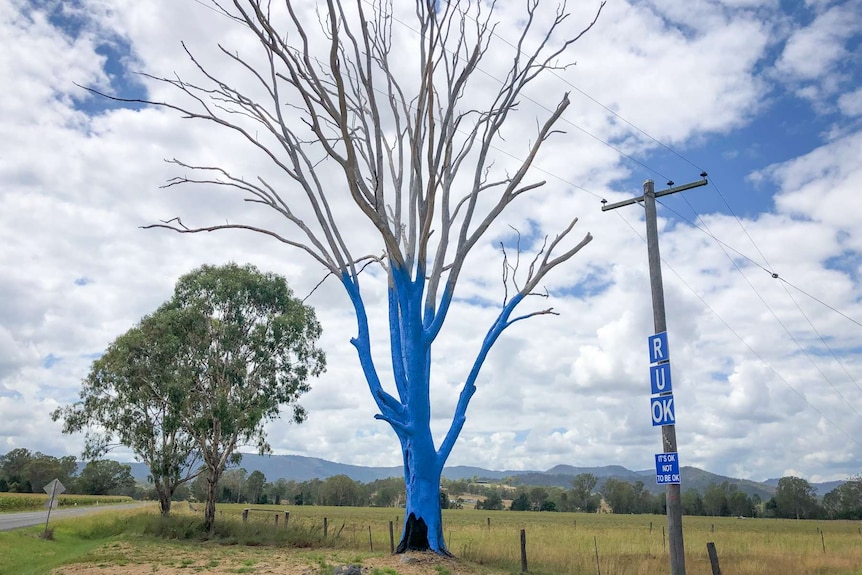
[220,467,248,502]
[528,487,549,511]
[157,263,324,532]
[510,491,530,511]
[320,474,362,506]
[727,490,755,517]
[773,476,819,519]
[368,477,406,507]
[601,478,634,514]
[265,478,290,505]
[23,453,77,494]
[245,470,266,504]
[822,476,862,519]
[77,460,136,496]
[56,263,324,529]
[703,482,730,516]
[681,489,704,516]
[0,448,33,492]
[570,473,599,512]
[53,306,203,515]
[477,491,504,511]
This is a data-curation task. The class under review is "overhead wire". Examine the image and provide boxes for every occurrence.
[613,208,862,449]
[658,197,862,422]
[180,0,862,445]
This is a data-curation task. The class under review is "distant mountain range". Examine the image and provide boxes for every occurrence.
[124,454,842,498]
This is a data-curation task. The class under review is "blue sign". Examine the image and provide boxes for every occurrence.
[648,332,669,364]
[655,452,681,484]
[650,395,675,426]
[650,362,673,395]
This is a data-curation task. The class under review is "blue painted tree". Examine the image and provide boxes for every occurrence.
[112,0,604,554]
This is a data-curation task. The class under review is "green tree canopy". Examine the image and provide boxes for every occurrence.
[77,460,136,496]
[823,476,862,520]
[773,476,819,519]
[570,473,599,512]
[169,263,326,531]
[53,305,203,515]
[54,263,325,530]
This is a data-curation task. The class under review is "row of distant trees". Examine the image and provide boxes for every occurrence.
[0,448,136,497]
[459,473,862,520]
[3,448,860,520]
[180,471,407,508]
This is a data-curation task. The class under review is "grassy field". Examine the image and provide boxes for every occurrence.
[1,503,861,574]
[0,492,133,512]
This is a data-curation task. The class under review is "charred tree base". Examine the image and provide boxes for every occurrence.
[395,513,452,556]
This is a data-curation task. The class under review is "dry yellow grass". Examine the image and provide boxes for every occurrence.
[223,505,862,575]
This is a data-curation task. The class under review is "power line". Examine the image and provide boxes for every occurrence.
[657,195,862,422]
[613,209,862,449]
[655,198,862,331]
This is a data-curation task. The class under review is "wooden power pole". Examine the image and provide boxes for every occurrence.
[602,177,707,575]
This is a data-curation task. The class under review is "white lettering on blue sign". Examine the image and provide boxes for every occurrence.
[650,363,673,395]
[648,332,669,364]
[650,396,675,426]
[654,452,680,485]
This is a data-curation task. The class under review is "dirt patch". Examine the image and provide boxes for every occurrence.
[51,543,504,575]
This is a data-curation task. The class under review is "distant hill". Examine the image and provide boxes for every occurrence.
[121,453,838,498]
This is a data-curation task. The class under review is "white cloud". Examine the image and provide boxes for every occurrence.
[1,0,860,486]
[838,87,862,116]
[774,0,862,103]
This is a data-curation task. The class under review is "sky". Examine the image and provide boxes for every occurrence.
[1,0,861,484]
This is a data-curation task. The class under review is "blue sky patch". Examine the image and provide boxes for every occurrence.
[42,354,62,369]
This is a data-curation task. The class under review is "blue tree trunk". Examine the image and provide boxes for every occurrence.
[397,430,447,553]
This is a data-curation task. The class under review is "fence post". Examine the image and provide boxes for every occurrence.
[593,535,601,575]
[487,517,491,530]
[706,542,721,575]
[324,517,328,538]
[274,513,279,525]
[389,521,394,554]
[821,531,826,553]
[520,529,528,573]
[368,525,374,552]
[242,508,249,522]
[284,511,290,528]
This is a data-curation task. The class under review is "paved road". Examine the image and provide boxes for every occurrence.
[0,502,151,531]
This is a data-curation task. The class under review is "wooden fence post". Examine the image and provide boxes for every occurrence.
[284,511,290,528]
[706,542,721,575]
[520,529,528,573]
[487,517,491,530]
[324,517,328,538]
[593,535,601,575]
[821,531,826,553]
[274,513,279,525]
[389,521,394,554]
[242,508,249,522]
[368,525,373,552]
